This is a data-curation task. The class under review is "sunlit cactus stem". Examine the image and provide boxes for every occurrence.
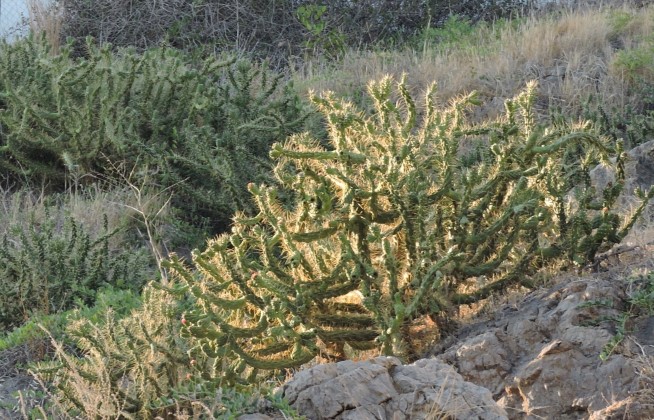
[167,75,653,386]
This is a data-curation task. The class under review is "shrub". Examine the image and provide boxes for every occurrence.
[0,286,141,351]
[55,0,532,64]
[33,284,301,419]
[34,285,192,418]
[416,15,477,54]
[0,37,309,237]
[164,76,653,386]
[613,35,654,88]
[0,202,150,331]
[0,286,142,377]
[611,33,654,116]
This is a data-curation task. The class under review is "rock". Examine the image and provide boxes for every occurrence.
[279,356,508,420]
[590,139,654,210]
[633,316,654,346]
[431,276,654,419]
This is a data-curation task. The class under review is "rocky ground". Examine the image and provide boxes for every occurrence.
[268,254,654,420]
[431,260,654,419]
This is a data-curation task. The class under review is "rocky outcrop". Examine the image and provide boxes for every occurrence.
[242,264,654,420]
[278,356,508,420]
[430,276,654,419]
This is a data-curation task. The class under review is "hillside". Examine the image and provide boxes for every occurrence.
[0,0,653,418]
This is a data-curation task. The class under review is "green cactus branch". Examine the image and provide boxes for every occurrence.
[166,75,652,386]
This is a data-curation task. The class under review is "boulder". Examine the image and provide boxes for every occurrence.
[279,356,508,420]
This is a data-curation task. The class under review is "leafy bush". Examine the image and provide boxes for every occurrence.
[0,37,309,237]
[163,77,653,386]
[0,204,150,331]
[295,4,345,59]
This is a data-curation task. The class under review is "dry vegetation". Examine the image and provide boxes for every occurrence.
[26,0,62,54]
[636,352,654,412]
[293,3,654,121]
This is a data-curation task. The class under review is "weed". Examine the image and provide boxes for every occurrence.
[581,270,654,361]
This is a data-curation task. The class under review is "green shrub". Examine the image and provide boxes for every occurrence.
[613,36,654,85]
[0,286,142,383]
[0,286,142,353]
[0,205,150,331]
[612,34,654,114]
[296,4,345,59]
[416,15,477,54]
[0,37,309,236]
[163,77,653,386]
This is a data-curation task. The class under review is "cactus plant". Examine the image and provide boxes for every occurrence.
[165,76,653,385]
[0,36,309,237]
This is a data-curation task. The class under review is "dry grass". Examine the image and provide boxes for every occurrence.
[635,352,654,413]
[293,3,654,121]
[27,0,62,54]
[31,287,189,419]
[0,185,168,254]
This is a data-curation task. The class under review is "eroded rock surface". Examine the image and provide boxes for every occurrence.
[278,356,508,420]
[429,276,654,419]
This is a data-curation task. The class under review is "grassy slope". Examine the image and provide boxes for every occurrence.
[2,1,654,418]
[293,3,654,124]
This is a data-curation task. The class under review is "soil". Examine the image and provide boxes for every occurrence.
[0,341,55,418]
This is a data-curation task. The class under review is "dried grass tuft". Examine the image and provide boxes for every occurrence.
[27,0,62,54]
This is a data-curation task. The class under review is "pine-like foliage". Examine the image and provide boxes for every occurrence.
[0,36,309,234]
[0,209,149,331]
[164,76,652,385]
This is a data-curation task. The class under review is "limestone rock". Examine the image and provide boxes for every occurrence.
[431,277,654,419]
[279,356,508,420]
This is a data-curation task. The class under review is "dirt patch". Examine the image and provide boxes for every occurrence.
[0,341,55,418]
